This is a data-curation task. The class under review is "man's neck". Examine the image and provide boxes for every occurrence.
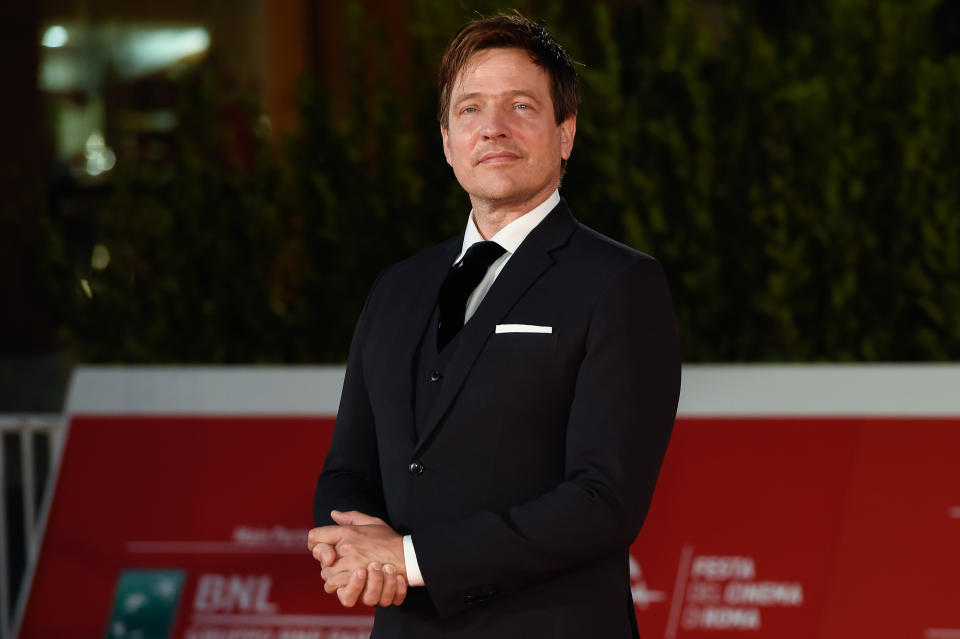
[470,186,558,240]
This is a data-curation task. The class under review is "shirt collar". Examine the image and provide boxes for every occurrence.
[455,189,561,264]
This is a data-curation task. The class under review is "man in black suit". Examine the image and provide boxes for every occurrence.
[308,13,680,638]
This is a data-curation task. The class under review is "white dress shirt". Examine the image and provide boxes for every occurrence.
[403,189,561,587]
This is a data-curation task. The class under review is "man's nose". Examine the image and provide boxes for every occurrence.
[480,110,510,139]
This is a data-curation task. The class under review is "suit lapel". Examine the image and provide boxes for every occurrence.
[414,201,578,455]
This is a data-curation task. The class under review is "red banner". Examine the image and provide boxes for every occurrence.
[15,367,960,638]
[631,418,960,639]
[18,415,368,638]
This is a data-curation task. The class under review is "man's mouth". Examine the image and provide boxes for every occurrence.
[478,151,521,164]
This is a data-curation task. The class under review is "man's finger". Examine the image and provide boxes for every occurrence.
[322,561,357,586]
[337,568,366,607]
[362,562,384,607]
[392,574,407,606]
[324,569,351,594]
[319,543,337,566]
[378,564,398,607]
[311,542,337,566]
[307,526,331,549]
[309,525,346,548]
[331,509,386,526]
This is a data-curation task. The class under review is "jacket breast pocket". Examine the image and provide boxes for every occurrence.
[486,330,558,352]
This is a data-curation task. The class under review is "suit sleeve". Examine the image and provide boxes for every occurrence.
[412,256,681,617]
[313,275,389,527]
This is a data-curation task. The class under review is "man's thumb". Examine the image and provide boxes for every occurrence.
[331,509,383,525]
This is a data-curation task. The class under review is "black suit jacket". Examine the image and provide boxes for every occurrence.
[314,200,681,638]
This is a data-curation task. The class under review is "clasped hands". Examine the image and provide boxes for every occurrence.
[308,510,408,608]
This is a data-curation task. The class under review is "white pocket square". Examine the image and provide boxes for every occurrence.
[495,324,552,334]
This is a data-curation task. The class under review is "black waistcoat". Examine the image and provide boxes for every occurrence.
[413,306,462,438]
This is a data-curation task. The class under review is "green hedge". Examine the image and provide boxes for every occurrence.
[27,0,960,362]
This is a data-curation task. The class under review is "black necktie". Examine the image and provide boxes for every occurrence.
[437,241,507,350]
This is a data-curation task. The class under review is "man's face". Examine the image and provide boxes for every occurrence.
[441,47,576,212]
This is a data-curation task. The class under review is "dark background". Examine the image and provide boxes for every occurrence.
[2,0,959,405]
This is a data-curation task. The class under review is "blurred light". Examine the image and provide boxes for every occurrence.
[42,25,69,48]
[40,56,81,91]
[950,506,960,518]
[117,27,210,76]
[80,278,93,299]
[84,131,116,176]
[91,244,111,270]
[40,25,210,93]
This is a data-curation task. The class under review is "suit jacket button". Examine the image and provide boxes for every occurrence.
[429,370,442,383]
[408,460,424,476]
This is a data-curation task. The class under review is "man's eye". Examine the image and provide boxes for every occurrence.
[515,103,530,110]
[462,106,478,114]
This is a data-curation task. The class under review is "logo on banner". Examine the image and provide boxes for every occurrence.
[105,570,185,639]
[123,526,375,638]
[185,572,373,639]
[665,546,805,634]
[629,555,667,609]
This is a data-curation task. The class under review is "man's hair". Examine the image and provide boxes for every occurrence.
[437,12,579,129]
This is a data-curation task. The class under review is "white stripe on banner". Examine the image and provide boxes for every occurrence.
[126,541,305,554]
[64,364,960,416]
[190,613,373,627]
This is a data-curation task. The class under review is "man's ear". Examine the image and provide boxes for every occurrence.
[559,115,576,161]
[440,125,452,166]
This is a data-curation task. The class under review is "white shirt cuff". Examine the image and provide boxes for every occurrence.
[402,535,425,587]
